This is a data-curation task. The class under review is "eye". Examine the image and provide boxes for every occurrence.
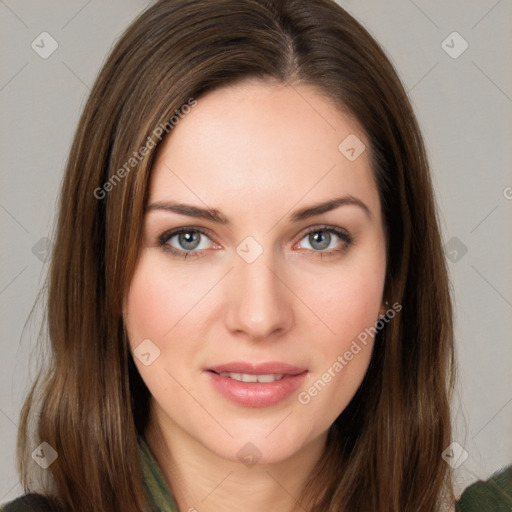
[157,225,353,260]
[158,227,217,259]
[295,225,353,257]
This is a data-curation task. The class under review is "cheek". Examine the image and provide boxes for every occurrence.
[295,264,384,428]
[124,254,197,397]
[124,252,215,390]
[306,258,385,345]
[125,259,170,344]
[125,253,202,345]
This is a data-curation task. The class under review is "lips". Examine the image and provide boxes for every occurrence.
[205,361,308,408]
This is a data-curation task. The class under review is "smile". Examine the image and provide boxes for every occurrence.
[205,362,308,407]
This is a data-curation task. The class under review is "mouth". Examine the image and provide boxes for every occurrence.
[205,361,308,408]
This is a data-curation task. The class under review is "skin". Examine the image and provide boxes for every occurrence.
[124,79,387,512]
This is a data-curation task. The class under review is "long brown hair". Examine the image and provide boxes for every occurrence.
[15,0,457,510]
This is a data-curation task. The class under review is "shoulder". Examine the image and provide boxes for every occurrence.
[456,464,512,512]
[1,493,62,512]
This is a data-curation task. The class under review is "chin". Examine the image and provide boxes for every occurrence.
[197,423,322,467]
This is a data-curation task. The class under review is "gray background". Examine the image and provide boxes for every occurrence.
[1,0,511,502]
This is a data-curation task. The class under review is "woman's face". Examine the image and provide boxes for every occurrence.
[125,80,387,464]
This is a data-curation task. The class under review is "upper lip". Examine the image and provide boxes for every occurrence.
[207,361,307,376]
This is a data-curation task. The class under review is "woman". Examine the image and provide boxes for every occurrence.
[3,0,507,510]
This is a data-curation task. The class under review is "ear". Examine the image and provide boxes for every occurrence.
[378,301,388,319]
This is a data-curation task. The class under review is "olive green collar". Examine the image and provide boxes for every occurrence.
[138,435,179,512]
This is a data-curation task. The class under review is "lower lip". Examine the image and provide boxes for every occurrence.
[205,370,308,408]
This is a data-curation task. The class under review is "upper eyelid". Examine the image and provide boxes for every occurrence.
[159,226,218,244]
[295,226,352,248]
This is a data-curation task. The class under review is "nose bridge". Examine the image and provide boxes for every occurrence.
[225,244,293,339]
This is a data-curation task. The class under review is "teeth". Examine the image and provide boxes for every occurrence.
[218,372,285,383]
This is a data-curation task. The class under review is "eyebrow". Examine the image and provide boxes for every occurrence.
[146,195,371,224]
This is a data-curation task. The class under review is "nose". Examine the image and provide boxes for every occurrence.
[224,251,294,341]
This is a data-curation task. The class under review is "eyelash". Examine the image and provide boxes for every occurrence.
[157,225,353,260]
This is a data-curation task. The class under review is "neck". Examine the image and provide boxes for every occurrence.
[145,401,327,512]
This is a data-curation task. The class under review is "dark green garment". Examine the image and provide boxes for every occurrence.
[138,436,179,512]
[455,464,512,511]
[2,438,511,511]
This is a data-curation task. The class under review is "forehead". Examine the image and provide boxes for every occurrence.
[147,80,380,225]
